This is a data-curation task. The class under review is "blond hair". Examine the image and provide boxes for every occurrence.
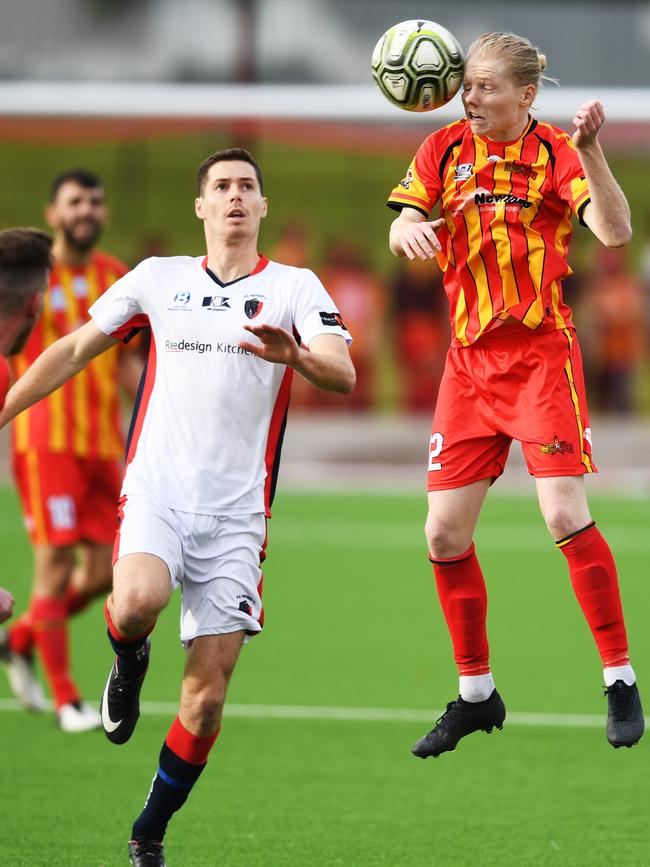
[467,32,556,88]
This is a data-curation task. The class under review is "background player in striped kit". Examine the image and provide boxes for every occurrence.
[0,171,143,732]
[387,32,643,757]
[0,148,355,866]
[0,227,52,624]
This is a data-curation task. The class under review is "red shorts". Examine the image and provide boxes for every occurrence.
[427,326,596,491]
[12,449,123,546]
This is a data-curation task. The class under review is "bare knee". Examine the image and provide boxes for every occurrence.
[425,514,473,559]
[110,585,161,636]
[542,506,591,541]
[181,682,226,736]
[537,477,591,542]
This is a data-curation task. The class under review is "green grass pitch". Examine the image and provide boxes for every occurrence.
[0,486,648,866]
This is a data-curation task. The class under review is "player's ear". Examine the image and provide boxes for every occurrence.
[522,84,536,108]
[44,202,57,230]
[194,197,204,220]
[261,197,268,219]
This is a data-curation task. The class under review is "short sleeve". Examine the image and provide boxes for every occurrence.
[291,269,352,347]
[89,259,150,341]
[387,135,442,217]
[553,134,591,225]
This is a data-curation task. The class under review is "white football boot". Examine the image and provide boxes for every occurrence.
[58,701,102,733]
[0,627,48,711]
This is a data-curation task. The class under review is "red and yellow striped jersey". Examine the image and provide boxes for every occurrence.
[388,116,591,346]
[11,251,129,458]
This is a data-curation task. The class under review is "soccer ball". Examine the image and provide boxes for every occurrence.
[371,19,465,112]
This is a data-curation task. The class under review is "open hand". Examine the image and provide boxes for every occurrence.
[239,323,301,366]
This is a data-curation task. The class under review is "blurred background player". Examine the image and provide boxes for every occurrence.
[0,228,52,621]
[388,32,644,757]
[0,170,143,732]
[0,147,355,867]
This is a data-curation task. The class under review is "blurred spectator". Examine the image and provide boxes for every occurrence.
[392,256,449,412]
[270,221,310,269]
[638,216,650,340]
[579,246,645,414]
[317,239,387,410]
[285,238,387,411]
[134,232,171,265]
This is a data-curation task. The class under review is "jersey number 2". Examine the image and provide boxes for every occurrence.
[428,432,444,471]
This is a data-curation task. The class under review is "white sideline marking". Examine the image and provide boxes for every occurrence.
[268,521,650,553]
[0,697,612,728]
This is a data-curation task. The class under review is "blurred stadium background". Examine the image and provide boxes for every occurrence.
[1,4,650,865]
[1,0,650,495]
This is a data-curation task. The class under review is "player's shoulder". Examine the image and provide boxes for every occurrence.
[421,118,470,150]
[132,254,205,275]
[262,258,321,286]
[531,119,572,147]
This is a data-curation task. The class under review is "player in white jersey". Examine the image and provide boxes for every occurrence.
[0,148,355,867]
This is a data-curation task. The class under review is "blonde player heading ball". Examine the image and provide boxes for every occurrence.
[0,148,355,867]
[381,28,643,757]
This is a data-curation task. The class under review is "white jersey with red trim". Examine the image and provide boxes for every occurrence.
[89,254,351,515]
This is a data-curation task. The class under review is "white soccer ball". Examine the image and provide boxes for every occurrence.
[371,19,465,112]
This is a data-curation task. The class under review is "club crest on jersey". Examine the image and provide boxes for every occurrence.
[244,298,264,319]
[540,436,574,456]
[202,295,231,311]
[454,163,473,181]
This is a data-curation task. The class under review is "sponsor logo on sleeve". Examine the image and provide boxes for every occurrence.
[399,167,414,190]
[319,311,348,331]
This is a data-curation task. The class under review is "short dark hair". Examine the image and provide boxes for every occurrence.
[50,168,103,202]
[196,148,264,195]
[0,228,53,315]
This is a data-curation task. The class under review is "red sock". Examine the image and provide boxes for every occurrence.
[30,596,80,709]
[7,587,91,659]
[430,543,490,675]
[8,612,34,657]
[557,523,629,667]
[166,715,220,763]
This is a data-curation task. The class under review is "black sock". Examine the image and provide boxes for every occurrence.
[106,630,150,680]
[131,742,207,841]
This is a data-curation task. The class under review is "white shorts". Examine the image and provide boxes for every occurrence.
[114,495,267,643]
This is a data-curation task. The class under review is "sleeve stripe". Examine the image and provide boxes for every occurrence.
[386,201,430,217]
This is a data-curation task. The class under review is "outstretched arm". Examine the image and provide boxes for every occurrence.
[239,325,355,394]
[573,100,632,247]
[0,319,119,427]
